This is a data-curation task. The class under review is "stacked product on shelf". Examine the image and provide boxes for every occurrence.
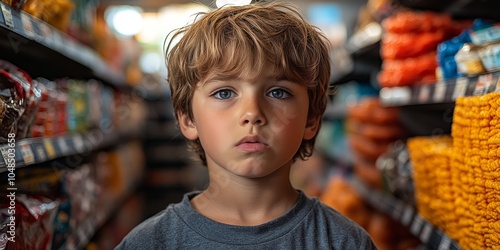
[0,1,148,249]
[323,1,500,250]
[406,136,456,238]
[407,92,500,249]
[378,10,471,88]
[0,142,144,250]
[345,97,407,189]
[321,175,420,249]
[319,1,424,249]
[0,60,144,141]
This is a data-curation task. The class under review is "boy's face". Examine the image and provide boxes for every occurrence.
[178,67,320,179]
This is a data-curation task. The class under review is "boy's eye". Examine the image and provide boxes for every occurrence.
[213,89,235,99]
[268,89,291,99]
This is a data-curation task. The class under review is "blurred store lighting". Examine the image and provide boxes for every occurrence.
[216,0,252,8]
[106,5,144,37]
[140,52,162,74]
[307,3,347,46]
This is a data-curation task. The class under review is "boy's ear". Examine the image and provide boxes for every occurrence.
[177,111,198,140]
[303,115,321,140]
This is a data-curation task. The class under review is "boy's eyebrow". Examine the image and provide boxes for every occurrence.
[202,74,289,84]
[204,75,234,83]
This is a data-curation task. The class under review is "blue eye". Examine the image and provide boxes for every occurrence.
[268,89,291,99]
[213,89,235,99]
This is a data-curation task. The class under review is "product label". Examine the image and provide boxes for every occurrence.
[20,12,34,38]
[475,74,492,96]
[57,138,69,155]
[410,214,423,236]
[433,83,447,102]
[453,77,468,100]
[1,3,14,29]
[19,141,34,165]
[34,144,46,162]
[438,236,452,250]
[420,221,432,243]
[418,85,430,103]
[0,145,13,166]
[402,206,414,226]
[43,139,56,159]
[73,134,84,153]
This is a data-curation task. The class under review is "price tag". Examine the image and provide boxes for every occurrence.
[418,85,430,103]
[36,22,52,43]
[420,221,432,243]
[452,77,468,100]
[411,214,424,235]
[433,83,447,102]
[20,13,35,39]
[438,236,452,250]
[495,75,500,92]
[52,31,64,51]
[67,39,80,57]
[393,201,404,219]
[402,206,414,226]
[73,134,84,153]
[1,3,14,29]
[475,74,492,96]
[19,141,35,165]
[58,138,69,155]
[34,144,47,162]
[43,139,56,159]
[0,145,12,166]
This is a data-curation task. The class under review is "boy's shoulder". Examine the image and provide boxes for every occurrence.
[115,191,376,249]
[114,192,197,249]
[308,196,372,238]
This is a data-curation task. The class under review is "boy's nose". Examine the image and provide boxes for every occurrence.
[240,97,267,126]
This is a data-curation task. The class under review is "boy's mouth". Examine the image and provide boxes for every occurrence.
[236,135,268,152]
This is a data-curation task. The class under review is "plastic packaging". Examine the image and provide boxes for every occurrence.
[478,41,500,72]
[455,43,486,75]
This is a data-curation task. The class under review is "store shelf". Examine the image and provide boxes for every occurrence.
[330,23,382,86]
[60,185,140,250]
[0,2,126,87]
[0,127,140,173]
[351,178,461,250]
[379,72,500,106]
[395,0,500,21]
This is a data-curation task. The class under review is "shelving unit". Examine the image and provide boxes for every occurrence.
[0,3,146,250]
[330,22,382,86]
[380,72,500,106]
[0,2,126,87]
[396,0,500,20]
[59,189,137,250]
[351,177,461,250]
[0,126,141,173]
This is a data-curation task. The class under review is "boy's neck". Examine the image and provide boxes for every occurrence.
[190,161,299,226]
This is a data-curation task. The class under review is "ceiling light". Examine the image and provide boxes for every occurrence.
[216,0,252,8]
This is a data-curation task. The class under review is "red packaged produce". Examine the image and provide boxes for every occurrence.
[378,52,438,87]
[381,31,446,59]
[0,194,58,250]
[30,125,45,138]
[0,70,26,141]
[383,10,456,34]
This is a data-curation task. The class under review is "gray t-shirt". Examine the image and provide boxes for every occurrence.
[115,191,377,249]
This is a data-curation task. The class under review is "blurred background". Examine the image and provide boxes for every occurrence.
[1,0,500,249]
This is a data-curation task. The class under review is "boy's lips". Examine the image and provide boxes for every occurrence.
[236,135,268,152]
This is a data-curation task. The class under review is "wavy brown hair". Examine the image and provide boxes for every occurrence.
[166,2,331,166]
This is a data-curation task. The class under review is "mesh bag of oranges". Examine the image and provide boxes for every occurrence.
[408,92,500,249]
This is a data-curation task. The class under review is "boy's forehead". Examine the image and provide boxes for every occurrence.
[201,66,286,83]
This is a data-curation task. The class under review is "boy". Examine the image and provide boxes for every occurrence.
[117,2,376,249]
